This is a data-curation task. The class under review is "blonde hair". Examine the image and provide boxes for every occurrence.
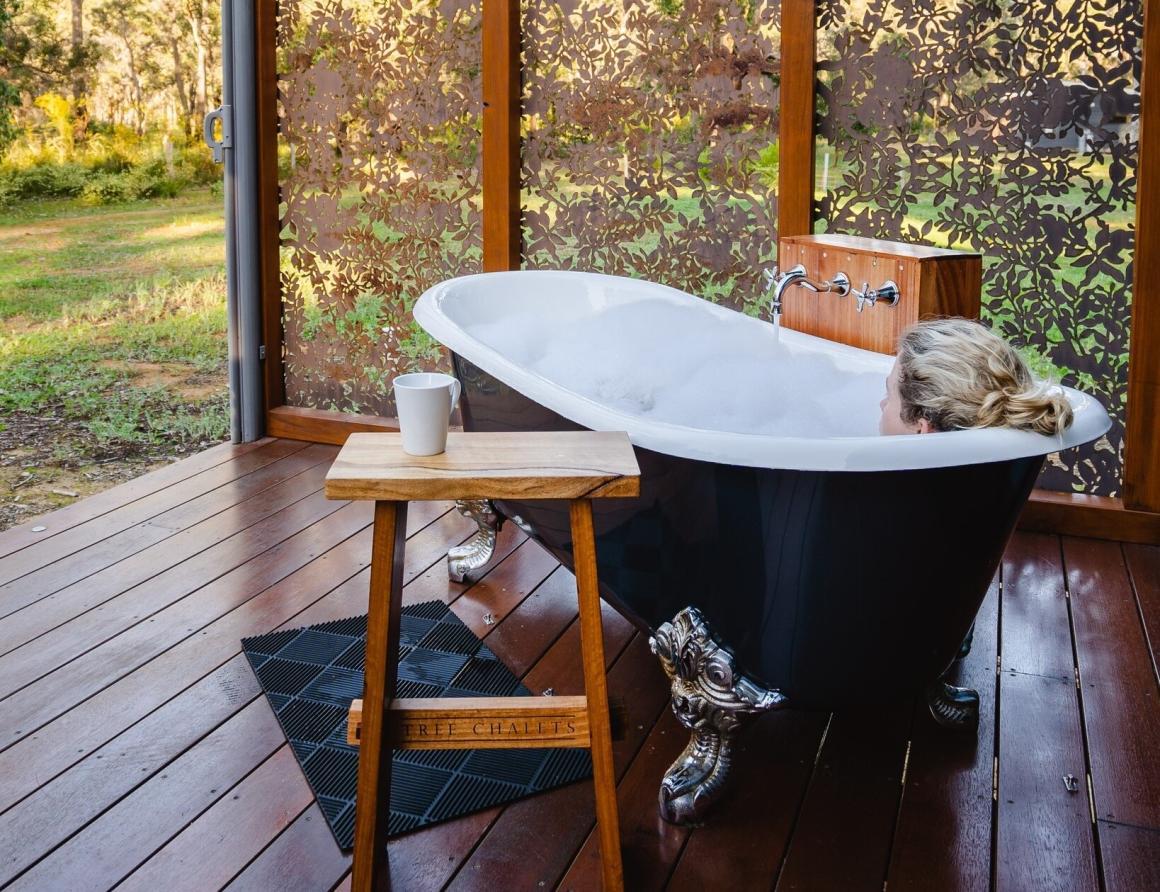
[896,318,1073,435]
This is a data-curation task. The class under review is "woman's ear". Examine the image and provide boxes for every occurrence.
[916,418,937,435]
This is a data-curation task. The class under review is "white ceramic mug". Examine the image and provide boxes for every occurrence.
[393,372,461,455]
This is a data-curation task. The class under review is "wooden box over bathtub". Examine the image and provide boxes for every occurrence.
[777,234,982,354]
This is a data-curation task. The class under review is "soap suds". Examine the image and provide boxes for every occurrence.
[468,301,885,437]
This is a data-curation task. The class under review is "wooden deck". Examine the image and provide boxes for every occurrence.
[0,437,1157,891]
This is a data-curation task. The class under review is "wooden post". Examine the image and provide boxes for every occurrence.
[570,499,625,891]
[1125,0,1160,512]
[481,0,521,271]
[777,0,817,245]
[351,500,409,892]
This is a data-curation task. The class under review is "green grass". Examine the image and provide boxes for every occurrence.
[0,189,228,450]
[0,190,225,320]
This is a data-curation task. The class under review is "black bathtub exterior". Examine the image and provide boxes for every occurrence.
[454,354,1042,708]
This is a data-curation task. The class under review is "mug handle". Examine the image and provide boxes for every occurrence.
[448,378,462,419]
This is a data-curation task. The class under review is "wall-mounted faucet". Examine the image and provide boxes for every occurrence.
[763,264,851,323]
[763,264,902,323]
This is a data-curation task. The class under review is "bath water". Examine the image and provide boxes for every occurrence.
[468,301,886,438]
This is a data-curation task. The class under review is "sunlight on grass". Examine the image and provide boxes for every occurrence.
[0,189,228,448]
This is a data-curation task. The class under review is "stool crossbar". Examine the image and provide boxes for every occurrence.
[325,431,640,891]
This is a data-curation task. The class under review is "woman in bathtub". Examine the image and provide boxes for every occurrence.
[879,318,1073,436]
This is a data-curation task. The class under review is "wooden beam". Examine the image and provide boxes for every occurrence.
[777,0,817,243]
[1125,0,1160,512]
[481,0,521,271]
[1020,490,1160,546]
[347,697,592,749]
[254,0,285,416]
[266,406,400,445]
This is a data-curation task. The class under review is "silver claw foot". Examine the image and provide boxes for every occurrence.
[447,499,502,583]
[649,606,786,825]
[926,679,980,729]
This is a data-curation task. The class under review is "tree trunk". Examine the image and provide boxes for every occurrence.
[172,34,194,135]
[70,0,87,140]
[121,36,145,135]
[188,10,209,129]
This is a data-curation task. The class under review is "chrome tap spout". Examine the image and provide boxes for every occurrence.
[762,264,851,320]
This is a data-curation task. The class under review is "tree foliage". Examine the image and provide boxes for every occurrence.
[2,0,220,149]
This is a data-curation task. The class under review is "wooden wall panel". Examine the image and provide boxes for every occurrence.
[778,234,981,353]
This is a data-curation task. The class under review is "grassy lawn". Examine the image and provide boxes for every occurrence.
[0,189,228,531]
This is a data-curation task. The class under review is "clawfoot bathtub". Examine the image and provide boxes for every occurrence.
[414,271,1110,824]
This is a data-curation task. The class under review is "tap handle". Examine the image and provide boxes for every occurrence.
[854,280,901,312]
[762,266,779,290]
[856,282,871,313]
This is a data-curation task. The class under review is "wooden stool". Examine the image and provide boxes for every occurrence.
[325,431,641,891]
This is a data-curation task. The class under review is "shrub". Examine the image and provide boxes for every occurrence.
[0,126,220,205]
[79,159,184,204]
[0,162,88,202]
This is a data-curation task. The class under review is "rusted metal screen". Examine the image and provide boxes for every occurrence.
[816,0,1141,495]
[521,0,782,312]
[277,0,481,416]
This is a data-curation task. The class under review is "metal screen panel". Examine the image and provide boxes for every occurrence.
[277,0,481,415]
[816,0,1140,495]
[521,0,782,312]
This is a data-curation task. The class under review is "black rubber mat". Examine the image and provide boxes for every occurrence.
[241,601,592,849]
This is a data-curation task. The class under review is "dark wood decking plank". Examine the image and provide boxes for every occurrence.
[996,532,1099,891]
[1063,537,1160,831]
[0,496,364,726]
[114,745,315,892]
[222,803,352,892]
[0,507,522,891]
[557,708,691,891]
[0,438,309,586]
[0,653,261,886]
[5,696,283,890]
[521,602,634,698]
[1098,821,1160,892]
[0,480,356,695]
[0,452,336,656]
[447,632,668,891]
[0,438,275,561]
[1123,543,1160,682]
[0,505,458,813]
[448,541,564,643]
[1000,531,1075,680]
[995,670,1099,891]
[885,576,1000,892]
[0,443,336,625]
[773,700,913,892]
[474,563,589,678]
[13,505,495,891]
[664,711,830,891]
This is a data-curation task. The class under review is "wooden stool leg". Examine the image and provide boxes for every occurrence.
[569,499,625,891]
[352,500,409,892]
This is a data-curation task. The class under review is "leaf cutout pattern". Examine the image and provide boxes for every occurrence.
[278,0,481,415]
[816,0,1140,495]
